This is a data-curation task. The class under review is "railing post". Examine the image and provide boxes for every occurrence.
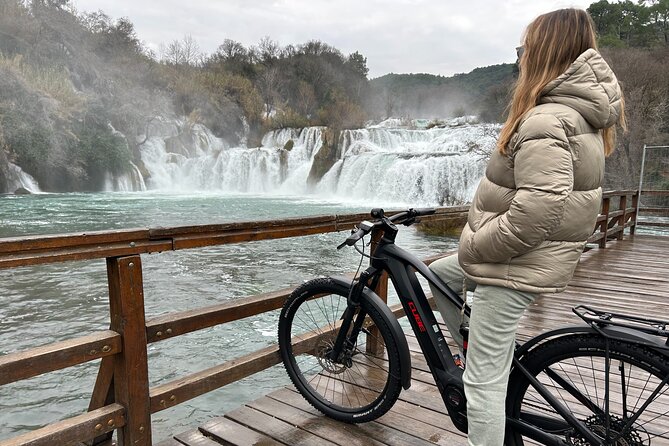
[107,255,151,446]
[618,194,627,241]
[367,230,388,355]
[599,197,610,249]
[86,356,116,446]
[631,191,639,235]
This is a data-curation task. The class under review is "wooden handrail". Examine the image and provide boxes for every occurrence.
[0,207,467,446]
[586,190,640,249]
[0,192,645,446]
[0,207,468,269]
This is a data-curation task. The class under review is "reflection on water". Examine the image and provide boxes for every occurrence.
[0,192,459,441]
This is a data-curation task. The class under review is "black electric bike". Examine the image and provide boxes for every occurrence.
[278,208,669,445]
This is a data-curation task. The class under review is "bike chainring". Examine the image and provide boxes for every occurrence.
[567,414,648,446]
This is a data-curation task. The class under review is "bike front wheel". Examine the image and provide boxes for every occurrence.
[506,334,669,445]
[278,277,403,423]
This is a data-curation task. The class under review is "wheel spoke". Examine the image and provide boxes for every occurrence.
[544,365,604,416]
[507,335,669,445]
[278,281,402,422]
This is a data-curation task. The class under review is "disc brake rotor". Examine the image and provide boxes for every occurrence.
[315,338,349,374]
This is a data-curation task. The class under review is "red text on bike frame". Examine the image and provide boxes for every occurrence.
[408,301,426,332]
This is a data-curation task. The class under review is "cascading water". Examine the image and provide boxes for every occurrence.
[104,162,147,192]
[6,162,40,194]
[132,118,499,206]
[317,125,497,206]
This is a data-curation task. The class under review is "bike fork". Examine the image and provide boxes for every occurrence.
[327,269,377,363]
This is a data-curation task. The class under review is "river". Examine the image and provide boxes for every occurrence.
[0,191,460,441]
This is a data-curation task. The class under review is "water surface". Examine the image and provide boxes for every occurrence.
[0,192,459,441]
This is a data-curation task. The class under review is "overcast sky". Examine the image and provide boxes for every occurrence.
[71,0,595,78]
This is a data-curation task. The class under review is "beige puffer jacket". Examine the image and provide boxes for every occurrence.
[458,49,622,293]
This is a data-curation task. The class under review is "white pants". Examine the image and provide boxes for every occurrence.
[429,255,536,446]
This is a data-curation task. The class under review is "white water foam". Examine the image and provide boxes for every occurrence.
[127,118,499,206]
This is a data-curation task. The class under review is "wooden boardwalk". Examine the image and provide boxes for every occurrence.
[156,234,669,446]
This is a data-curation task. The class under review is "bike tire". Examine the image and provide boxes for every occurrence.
[506,334,669,445]
[278,277,403,423]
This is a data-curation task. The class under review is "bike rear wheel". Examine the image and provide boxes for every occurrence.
[278,277,403,423]
[506,334,669,445]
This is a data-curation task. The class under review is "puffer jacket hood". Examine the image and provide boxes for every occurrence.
[540,48,622,129]
[458,49,622,293]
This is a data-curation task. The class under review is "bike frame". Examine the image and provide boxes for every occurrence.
[333,221,607,444]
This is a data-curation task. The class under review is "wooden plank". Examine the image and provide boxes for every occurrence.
[0,229,150,253]
[146,287,294,343]
[200,417,283,446]
[0,404,125,446]
[278,387,455,446]
[171,222,339,250]
[248,396,387,446]
[88,356,115,411]
[270,387,465,445]
[225,405,338,446]
[148,214,339,238]
[0,239,173,269]
[603,190,637,198]
[107,256,151,445]
[153,439,184,446]
[173,430,222,446]
[86,356,115,446]
[638,221,669,227]
[149,345,281,413]
[0,331,120,385]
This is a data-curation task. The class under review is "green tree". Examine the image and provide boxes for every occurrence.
[346,51,369,79]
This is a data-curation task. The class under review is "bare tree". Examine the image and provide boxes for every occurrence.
[296,81,317,117]
[256,35,280,66]
[257,65,283,118]
[162,34,201,66]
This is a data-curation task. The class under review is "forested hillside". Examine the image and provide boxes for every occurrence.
[0,0,369,192]
[368,64,516,122]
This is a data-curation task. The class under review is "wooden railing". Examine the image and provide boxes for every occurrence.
[0,191,643,446]
[0,207,467,446]
[586,190,639,249]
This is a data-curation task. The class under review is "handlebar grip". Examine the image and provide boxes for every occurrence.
[413,208,436,216]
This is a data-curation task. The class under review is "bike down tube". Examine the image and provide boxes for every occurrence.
[374,241,470,432]
[374,242,463,376]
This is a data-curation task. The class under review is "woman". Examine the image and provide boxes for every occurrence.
[429,8,625,445]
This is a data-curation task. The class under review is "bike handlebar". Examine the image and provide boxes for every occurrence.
[336,208,436,249]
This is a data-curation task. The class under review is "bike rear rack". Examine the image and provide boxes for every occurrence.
[573,305,669,347]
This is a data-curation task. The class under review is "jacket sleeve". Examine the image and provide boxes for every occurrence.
[471,113,573,263]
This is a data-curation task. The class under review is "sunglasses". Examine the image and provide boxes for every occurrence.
[516,46,525,59]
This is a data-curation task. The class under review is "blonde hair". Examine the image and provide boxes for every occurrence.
[497,8,625,156]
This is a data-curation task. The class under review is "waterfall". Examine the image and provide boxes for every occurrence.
[318,125,496,206]
[104,162,147,192]
[125,117,498,206]
[6,163,40,194]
